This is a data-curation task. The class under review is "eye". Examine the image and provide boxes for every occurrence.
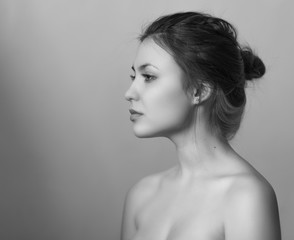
[142,74,156,82]
[129,74,135,81]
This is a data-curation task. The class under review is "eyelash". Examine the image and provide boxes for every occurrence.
[130,74,135,81]
[129,74,156,82]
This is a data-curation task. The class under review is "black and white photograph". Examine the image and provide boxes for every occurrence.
[0,0,292,239]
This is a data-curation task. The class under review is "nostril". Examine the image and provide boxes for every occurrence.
[124,84,139,101]
[125,92,132,102]
[124,87,136,101]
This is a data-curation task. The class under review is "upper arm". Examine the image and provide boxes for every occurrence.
[224,177,281,240]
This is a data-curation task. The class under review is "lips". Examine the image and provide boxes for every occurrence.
[130,114,142,121]
[129,109,143,121]
[129,109,143,115]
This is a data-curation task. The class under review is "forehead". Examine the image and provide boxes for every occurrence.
[133,38,180,72]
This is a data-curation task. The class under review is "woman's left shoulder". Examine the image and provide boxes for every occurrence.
[223,170,281,240]
[227,170,276,199]
[225,155,277,201]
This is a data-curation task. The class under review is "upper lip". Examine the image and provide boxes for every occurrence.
[129,109,143,115]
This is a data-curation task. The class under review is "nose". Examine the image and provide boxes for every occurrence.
[124,88,132,102]
[124,83,138,102]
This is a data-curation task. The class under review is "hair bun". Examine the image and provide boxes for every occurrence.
[241,46,266,81]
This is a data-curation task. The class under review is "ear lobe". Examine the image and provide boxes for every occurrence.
[190,88,200,105]
[192,83,212,105]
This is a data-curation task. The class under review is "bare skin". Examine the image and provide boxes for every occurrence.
[122,38,281,240]
[122,155,280,240]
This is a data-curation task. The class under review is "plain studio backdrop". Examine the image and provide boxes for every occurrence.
[0,0,292,239]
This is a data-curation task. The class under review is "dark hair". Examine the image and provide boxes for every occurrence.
[139,11,265,140]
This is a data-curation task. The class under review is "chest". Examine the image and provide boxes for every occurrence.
[133,182,227,240]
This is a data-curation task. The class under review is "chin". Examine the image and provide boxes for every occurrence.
[132,125,160,138]
[132,121,178,139]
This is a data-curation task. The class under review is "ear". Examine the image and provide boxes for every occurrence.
[191,82,213,105]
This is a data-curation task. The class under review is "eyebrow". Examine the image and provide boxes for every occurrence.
[131,63,159,72]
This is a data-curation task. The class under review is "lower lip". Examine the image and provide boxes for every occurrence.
[130,113,143,121]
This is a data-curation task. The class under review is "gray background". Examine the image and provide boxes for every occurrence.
[0,0,292,239]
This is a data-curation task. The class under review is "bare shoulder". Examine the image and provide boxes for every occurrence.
[226,170,277,201]
[128,172,161,203]
[125,170,166,214]
[224,170,281,240]
[121,173,161,240]
[125,168,175,210]
[223,154,278,201]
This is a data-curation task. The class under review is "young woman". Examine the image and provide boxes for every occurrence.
[122,11,281,240]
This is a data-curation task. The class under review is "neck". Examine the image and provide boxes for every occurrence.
[167,109,236,181]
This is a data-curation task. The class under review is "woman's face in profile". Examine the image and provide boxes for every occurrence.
[125,38,194,138]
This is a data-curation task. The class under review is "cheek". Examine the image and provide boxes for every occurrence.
[147,85,191,125]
